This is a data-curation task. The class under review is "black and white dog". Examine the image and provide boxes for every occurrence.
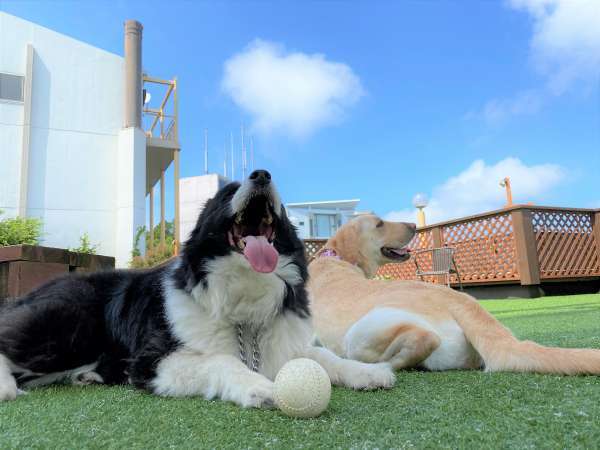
[0,170,394,407]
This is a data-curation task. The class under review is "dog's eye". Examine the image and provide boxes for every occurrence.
[376,220,384,228]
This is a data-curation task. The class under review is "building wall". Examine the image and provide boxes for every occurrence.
[0,12,125,258]
[286,207,357,239]
[0,100,22,218]
[180,174,230,242]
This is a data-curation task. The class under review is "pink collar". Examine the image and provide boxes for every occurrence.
[319,248,341,260]
[318,248,362,270]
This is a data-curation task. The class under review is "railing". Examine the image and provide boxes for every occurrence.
[303,206,600,286]
[142,74,181,257]
[142,75,178,142]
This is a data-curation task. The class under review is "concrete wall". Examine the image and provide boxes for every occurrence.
[115,127,146,267]
[0,12,128,261]
[180,174,230,242]
[0,98,22,218]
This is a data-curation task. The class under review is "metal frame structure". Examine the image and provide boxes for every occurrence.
[142,75,180,254]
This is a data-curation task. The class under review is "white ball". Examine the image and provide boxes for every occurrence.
[274,358,331,418]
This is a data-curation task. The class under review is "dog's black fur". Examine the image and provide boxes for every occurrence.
[0,174,309,393]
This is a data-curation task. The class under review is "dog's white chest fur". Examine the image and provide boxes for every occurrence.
[165,254,313,380]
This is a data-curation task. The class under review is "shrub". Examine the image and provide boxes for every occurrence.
[70,233,99,255]
[0,210,43,246]
[129,221,176,268]
[130,245,175,269]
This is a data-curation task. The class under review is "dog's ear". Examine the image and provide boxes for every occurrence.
[327,221,362,265]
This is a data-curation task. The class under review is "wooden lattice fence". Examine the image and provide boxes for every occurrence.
[304,206,600,287]
[531,209,600,279]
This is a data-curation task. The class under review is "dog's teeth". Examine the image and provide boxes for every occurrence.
[238,239,246,250]
[265,205,273,224]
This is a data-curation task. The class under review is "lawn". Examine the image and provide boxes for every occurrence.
[2,294,600,449]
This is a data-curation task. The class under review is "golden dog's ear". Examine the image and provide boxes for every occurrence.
[327,221,362,266]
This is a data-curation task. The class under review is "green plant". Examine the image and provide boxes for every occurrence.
[131,226,146,258]
[0,210,43,246]
[70,233,98,255]
[129,221,176,268]
[130,245,175,269]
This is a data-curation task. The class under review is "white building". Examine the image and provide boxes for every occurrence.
[286,200,361,239]
[179,174,229,242]
[0,12,181,266]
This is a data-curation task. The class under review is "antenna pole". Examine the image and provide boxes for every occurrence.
[223,143,228,178]
[230,132,235,181]
[204,128,208,174]
[250,137,254,170]
[241,124,246,179]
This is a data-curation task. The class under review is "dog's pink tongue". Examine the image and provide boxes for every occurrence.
[243,236,279,273]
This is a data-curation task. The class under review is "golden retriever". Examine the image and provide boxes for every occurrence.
[308,214,600,374]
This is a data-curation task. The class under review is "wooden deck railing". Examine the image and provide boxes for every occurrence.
[304,205,600,287]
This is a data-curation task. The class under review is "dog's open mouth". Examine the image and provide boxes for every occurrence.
[381,246,411,261]
[228,194,278,273]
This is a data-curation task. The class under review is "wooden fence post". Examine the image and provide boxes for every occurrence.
[593,211,600,267]
[431,226,443,248]
[511,208,540,285]
[431,226,446,284]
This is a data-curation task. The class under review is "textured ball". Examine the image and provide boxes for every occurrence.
[274,358,331,418]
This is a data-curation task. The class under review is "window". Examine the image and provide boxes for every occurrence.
[0,73,24,102]
[311,214,340,238]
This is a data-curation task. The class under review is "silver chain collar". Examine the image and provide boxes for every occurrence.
[236,323,261,372]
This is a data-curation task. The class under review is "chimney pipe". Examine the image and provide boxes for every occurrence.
[124,20,143,128]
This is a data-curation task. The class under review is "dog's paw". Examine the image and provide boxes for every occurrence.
[72,371,104,386]
[238,377,275,409]
[346,362,396,391]
[0,376,19,401]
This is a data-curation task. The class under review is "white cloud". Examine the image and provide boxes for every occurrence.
[471,0,600,123]
[510,0,600,94]
[478,90,544,125]
[221,39,364,138]
[385,157,566,224]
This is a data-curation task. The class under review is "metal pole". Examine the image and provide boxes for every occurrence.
[173,77,181,255]
[160,170,166,248]
[241,124,246,179]
[223,143,228,178]
[174,150,181,255]
[250,137,254,171]
[204,128,208,174]
[149,187,154,250]
[417,207,426,227]
[230,132,235,181]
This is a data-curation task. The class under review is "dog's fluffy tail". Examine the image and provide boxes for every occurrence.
[447,293,600,375]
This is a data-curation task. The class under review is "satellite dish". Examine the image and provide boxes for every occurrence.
[143,91,151,105]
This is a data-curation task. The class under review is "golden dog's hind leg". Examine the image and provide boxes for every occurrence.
[379,325,441,370]
[343,309,441,370]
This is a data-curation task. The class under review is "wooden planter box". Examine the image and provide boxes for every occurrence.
[0,245,115,302]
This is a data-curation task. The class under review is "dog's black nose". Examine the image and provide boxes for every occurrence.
[249,170,271,186]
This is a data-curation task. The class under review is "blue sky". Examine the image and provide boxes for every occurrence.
[3,0,599,223]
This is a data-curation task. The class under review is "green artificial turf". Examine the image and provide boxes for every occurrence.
[2,294,600,449]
